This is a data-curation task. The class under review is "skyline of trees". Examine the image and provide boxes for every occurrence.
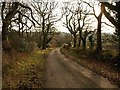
[1,0,120,55]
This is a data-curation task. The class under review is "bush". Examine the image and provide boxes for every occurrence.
[8,31,38,52]
[27,42,37,52]
[66,48,113,61]
[46,44,51,48]
[112,55,120,71]
[97,50,113,62]
[63,43,70,49]
[9,31,27,52]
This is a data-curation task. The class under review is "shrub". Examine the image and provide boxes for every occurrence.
[46,44,51,48]
[27,42,37,52]
[9,31,27,52]
[112,55,120,71]
[63,43,70,49]
[97,50,113,62]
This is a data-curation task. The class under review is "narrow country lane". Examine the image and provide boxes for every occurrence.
[44,49,117,88]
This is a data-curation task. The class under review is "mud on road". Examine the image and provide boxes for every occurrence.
[44,49,117,88]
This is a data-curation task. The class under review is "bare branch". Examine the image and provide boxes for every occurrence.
[17,10,35,26]
[102,5,117,27]
[19,3,40,26]
[1,2,6,20]
[102,21,115,28]
[101,2,117,11]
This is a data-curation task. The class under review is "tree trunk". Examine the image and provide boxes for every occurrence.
[73,33,77,47]
[95,4,104,53]
[2,21,9,41]
[117,30,120,56]
[82,39,86,50]
[118,17,120,56]
[89,35,94,49]
[96,17,102,53]
[116,2,120,56]
[41,17,46,49]
[2,21,11,51]
[42,35,46,49]
[78,31,81,47]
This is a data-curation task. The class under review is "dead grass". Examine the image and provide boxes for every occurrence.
[2,49,50,88]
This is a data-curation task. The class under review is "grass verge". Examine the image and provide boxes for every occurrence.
[60,48,120,87]
[2,49,50,88]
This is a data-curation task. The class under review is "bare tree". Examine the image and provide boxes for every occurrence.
[80,25,95,49]
[32,2,62,49]
[62,1,91,48]
[1,2,38,50]
[63,4,78,47]
[76,2,92,48]
[83,1,104,52]
[101,1,120,56]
